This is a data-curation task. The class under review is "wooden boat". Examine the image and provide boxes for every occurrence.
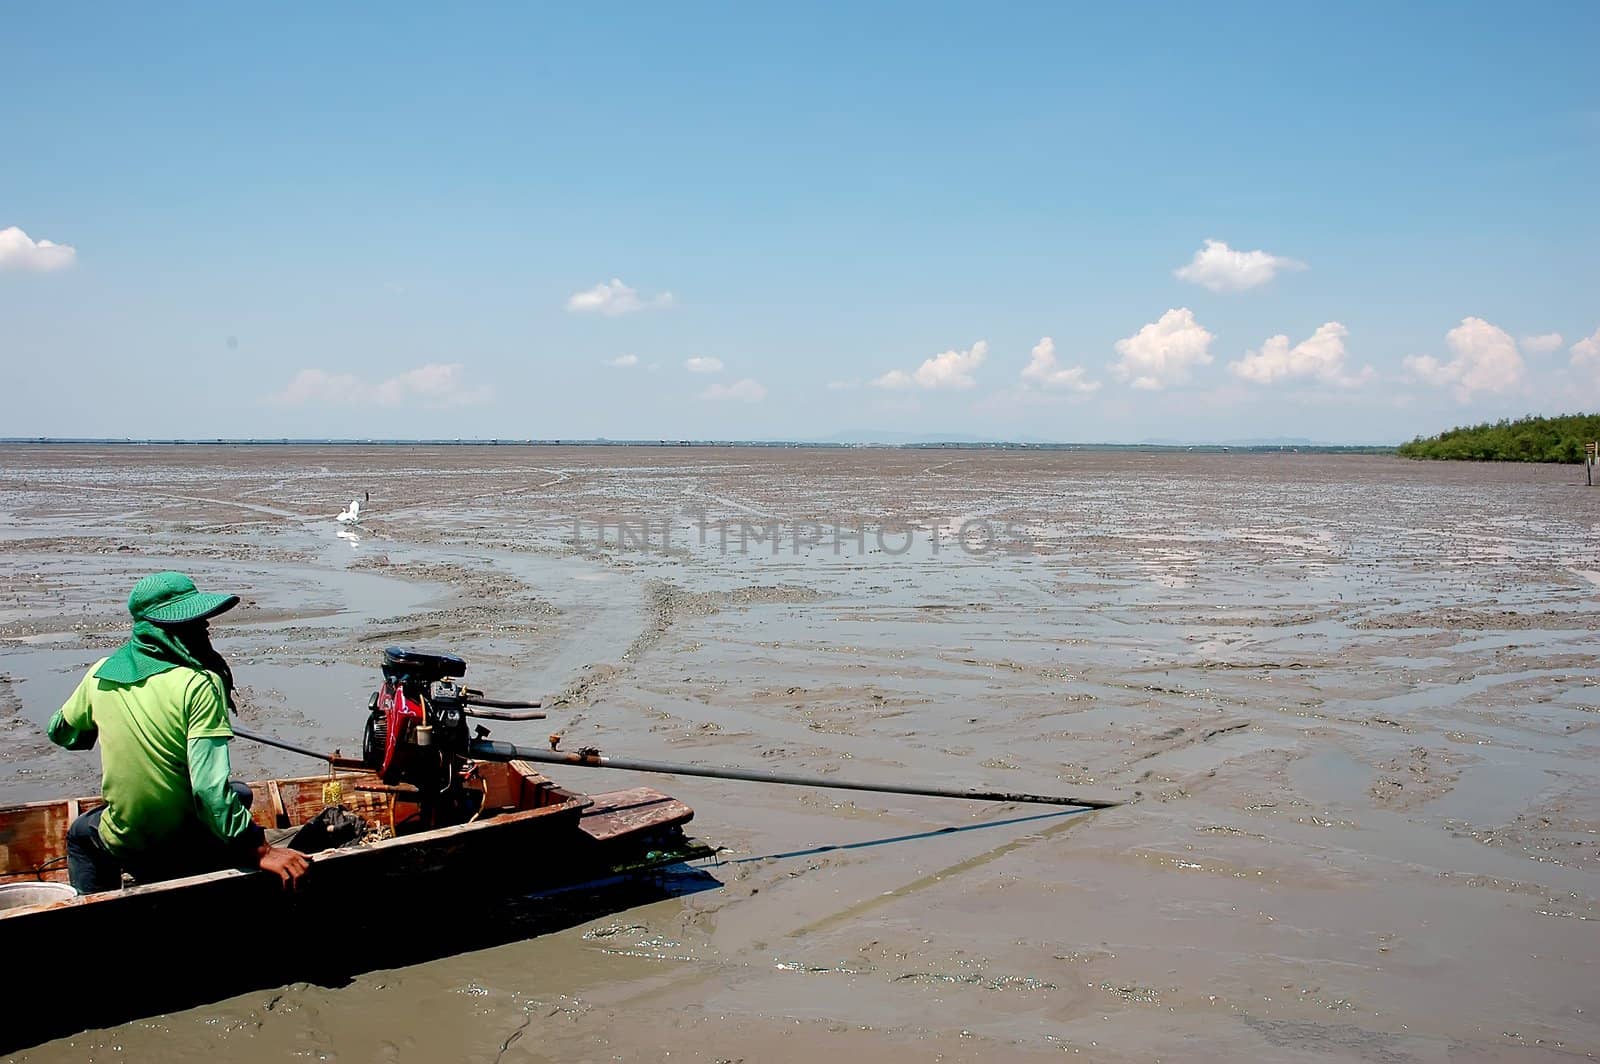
[2,759,697,890]
[0,761,708,1051]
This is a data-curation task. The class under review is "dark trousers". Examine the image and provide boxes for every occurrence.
[65,782,256,894]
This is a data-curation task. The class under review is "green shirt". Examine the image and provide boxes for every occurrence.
[48,658,252,857]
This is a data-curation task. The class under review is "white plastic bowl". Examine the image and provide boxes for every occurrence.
[0,882,79,910]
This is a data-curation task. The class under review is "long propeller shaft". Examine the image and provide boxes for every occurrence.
[468,739,1122,810]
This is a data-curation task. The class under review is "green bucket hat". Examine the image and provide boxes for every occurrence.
[127,571,240,626]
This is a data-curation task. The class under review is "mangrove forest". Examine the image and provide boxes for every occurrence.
[1398,413,1600,463]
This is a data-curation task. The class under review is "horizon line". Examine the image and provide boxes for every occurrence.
[0,437,1400,451]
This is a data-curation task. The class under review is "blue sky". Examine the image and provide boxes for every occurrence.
[3,3,1596,443]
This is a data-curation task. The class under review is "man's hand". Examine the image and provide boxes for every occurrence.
[257,845,310,889]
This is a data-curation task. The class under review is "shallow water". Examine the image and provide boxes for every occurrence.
[1,445,1597,1061]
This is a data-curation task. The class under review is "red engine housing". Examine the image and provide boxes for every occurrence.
[373,677,426,782]
[362,647,469,789]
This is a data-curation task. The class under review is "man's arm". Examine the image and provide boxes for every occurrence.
[185,674,309,888]
[47,672,98,750]
[187,736,258,844]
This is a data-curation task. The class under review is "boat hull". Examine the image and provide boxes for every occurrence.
[0,762,704,1051]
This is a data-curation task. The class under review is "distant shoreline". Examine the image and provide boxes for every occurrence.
[0,438,1398,454]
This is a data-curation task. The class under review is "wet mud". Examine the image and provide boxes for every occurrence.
[1,445,1597,1061]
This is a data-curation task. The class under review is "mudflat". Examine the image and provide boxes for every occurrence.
[2,445,1596,1062]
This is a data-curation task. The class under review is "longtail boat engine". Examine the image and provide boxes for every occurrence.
[362,647,545,827]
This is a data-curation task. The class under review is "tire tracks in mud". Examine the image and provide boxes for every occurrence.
[1106,719,1261,807]
[1123,720,1253,769]
[549,579,825,710]
[679,481,776,521]
[384,467,577,518]
[17,481,307,521]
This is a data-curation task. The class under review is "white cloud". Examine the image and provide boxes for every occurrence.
[272,363,491,407]
[376,364,490,406]
[700,378,767,402]
[1402,317,1524,400]
[274,369,366,406]
[1111,309,1214,390]
[565,278,674,316]
[872,341,988,390]
[1227,322,1373,387]
[608,354,640,368]
[1572,328,1600,368]
[1521,333,1564,354]
[685,356,724,373]
[0,226,77,272]
[1174,239,1306,293]
[1020,337,1101,392]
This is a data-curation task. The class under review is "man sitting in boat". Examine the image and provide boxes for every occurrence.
[46,572,309,893]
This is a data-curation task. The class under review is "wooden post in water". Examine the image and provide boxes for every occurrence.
[1588,441,1597,487]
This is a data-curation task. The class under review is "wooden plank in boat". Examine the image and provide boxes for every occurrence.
[578,787,693,843]
[509,761,561,809]
[266,781,288,828]
[0,803,72,884]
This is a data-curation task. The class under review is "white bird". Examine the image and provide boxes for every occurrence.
[336,498,361,525]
